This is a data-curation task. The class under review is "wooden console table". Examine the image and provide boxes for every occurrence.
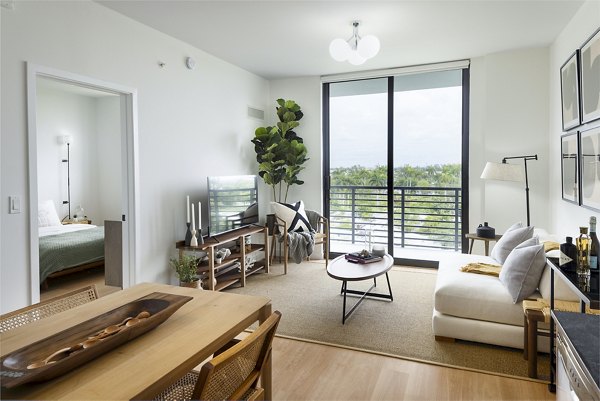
[176,225,269,291]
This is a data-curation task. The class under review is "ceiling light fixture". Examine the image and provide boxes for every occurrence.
[329,21,380,65]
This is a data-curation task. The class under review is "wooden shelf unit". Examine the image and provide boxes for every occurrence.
[176,224,269,291]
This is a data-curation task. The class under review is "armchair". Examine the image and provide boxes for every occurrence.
[270,209,329,274]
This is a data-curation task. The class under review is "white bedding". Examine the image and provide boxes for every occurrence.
[39,224,97,237]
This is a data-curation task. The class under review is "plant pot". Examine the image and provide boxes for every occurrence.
[266,214,276,236]
[179,280,201,289]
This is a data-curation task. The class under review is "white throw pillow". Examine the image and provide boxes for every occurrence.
[271,201,313,232]
[499,238,547,303]
[491,222,534,264]
[38,200,61,227]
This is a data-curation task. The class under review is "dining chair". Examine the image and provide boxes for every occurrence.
[0,285,98,333]
[155,310,282,401]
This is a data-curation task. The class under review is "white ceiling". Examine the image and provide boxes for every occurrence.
[97,0,584,80]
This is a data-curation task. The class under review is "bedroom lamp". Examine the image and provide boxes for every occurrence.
[329,21,380,65]
[59,135,73,219]
[480,155,538,227]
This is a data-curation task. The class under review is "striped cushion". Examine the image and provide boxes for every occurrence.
[271,201,313,232]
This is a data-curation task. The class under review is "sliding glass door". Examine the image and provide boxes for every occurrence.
[326,78,389,254]
[324,68,469,258]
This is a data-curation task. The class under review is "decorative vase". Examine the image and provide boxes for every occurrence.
[185,223,192,246]
[198,228,204,244]
[179,280,200,289]
[476,222,495,239]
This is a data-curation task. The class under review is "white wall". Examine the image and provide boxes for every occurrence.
[549,0,600,239]
[36,86,102,222]
[95,96,123,223]
[0,1,268,312]
[470,47,550,244]
[265,77,323,213]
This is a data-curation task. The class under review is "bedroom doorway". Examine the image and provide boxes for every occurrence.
[27,63,139,304]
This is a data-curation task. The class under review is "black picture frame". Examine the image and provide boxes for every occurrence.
[560,51,581,131]
[561,131,580,205]
[580,28,600,125]
[580,125,600,212]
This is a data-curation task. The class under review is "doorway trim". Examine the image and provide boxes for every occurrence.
[26,62,140,303]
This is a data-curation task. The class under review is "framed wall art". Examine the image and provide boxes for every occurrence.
[580,28,600,124]
[580,125,600,211]
[561,132,580,205]
[560,51,581,131]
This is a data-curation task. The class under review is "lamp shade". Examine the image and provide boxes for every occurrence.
[58,135,72,145]
[357,34,380,59]
[329,38,350,62]
[480,162,525,182]
[347,51,366,65]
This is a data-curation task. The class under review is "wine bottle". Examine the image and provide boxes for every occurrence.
[559,237,577,271]
[590,216,599,270]
[576,227,590,276]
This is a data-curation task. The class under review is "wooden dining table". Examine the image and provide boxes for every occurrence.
[0,283,272,400]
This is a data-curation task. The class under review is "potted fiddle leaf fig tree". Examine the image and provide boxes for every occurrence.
[251,99,308,203]
[170,254,201,289]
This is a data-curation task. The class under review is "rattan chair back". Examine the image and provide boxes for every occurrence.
[0,285,98,333]
[194,311,281,401]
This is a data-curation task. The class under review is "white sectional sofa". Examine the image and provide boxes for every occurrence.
[432,251,578,351]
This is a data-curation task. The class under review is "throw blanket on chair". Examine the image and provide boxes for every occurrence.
[279,230,315,263]
[460,262,502,277]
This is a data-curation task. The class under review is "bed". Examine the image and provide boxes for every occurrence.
[38,200,105,287]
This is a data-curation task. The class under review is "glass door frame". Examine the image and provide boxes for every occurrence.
[322,69,470,263]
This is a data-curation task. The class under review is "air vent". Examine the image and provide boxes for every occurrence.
[247,106,265,121]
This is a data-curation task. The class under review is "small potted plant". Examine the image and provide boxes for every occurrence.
[170,254,201,289]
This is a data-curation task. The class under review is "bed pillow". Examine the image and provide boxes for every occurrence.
[491,222,534,264]
[271,200,313,232]
[38,200,61,227]
[499,238,546,303]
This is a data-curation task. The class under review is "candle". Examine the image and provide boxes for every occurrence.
[186,196,190,223]
[191,203,195,231]
[198,202,202,230]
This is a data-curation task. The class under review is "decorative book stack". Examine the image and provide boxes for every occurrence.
[345,252,382,264]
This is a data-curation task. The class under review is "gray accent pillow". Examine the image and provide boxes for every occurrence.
[499,238,546,303]
[491,223,534,264]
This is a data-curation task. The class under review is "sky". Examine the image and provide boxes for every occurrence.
[330,86,462,169]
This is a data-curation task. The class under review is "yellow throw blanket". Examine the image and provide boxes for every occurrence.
[543,241,560,252]
[460,262,502,277]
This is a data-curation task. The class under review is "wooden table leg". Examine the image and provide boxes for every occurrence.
[523,315,529,360]
[259,303,273,400]
[484,241,490,256]
[468,239,474,254]
[528,317,538,379]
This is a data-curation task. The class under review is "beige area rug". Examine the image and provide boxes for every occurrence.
[227,260,549,379]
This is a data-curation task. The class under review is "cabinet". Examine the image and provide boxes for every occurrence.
[176,225,270,291]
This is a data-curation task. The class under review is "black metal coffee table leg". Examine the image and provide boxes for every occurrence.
[340,273,394,324]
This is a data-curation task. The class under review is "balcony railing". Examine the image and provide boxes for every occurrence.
[329,185,462,252]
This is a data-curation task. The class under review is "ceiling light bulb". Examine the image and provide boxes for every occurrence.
[357,35,380,59]
[347,51,366,65]
[329,38,351,62]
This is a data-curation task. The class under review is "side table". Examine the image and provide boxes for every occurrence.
[465,233,502,256]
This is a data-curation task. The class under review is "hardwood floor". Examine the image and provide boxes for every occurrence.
[272,338,554,401]
[39,269,554,400]
[40,267,120,301]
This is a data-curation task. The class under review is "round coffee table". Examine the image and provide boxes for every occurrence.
[326,254,394,324]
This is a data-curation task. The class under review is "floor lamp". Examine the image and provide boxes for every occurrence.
[59,135,72,220]
[480,155,538,227]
